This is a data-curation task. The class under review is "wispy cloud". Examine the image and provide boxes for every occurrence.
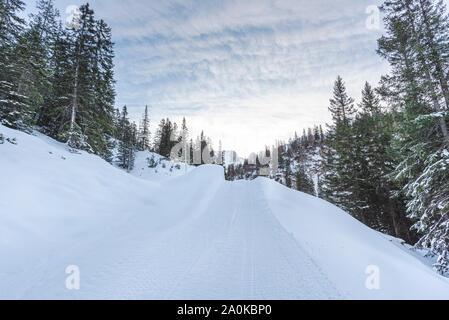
[25,0,394,155]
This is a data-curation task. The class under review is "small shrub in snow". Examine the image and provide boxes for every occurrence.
[6,137,17,145]
[146,155,157,168]
[0,133,3,144]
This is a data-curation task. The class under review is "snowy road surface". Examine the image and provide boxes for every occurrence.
[1,124,449,299]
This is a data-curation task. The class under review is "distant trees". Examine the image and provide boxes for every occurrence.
[116,106,136,171]
[138,105,151,151]
[226,126,323,193]
[153,118,177,158]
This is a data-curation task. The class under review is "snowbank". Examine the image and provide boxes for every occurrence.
[258,178,449,299]
[0,124,448,299]
[129,150,193,181]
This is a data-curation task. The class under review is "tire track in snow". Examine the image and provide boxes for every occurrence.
[253,179,343,299]
[164,181,235,299]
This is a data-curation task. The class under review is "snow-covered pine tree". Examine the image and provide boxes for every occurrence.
[59,4,116,159]
[116,105,128,166]
[0,0,25,43]
[153,118,164,155]
[19,0,59,130]
[378,0,449,274]
[40,23,74,136]
[313,126,321,144]
[62,4,95,150]
[138,105,151,151]
[284,155,293,188]
[154,118,170,158]
[116,105,136,170]
[0,0,30,129]
[354,82,412,240]
[154,118,184,159]
[180,117,189,163]
[320,76,368,222]
[85,17,116,161]
[295,165,315,196]
[415,0,449,114]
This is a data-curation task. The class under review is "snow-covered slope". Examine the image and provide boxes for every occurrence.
[128,150,193,181]
[0,124,448,299]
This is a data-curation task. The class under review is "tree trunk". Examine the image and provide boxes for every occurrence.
[69,62,79,135]
[388,198,411,243]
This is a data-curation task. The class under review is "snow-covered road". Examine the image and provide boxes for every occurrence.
[4,176,341,299]
[1,124,449,299]
[147,180,341,299]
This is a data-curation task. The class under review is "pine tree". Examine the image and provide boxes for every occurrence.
[116,105,135,170]
[320,76,365,220]
[63,4,95,149]
[55,4,114,159]
[313,126,321,145]
[138,105,150,151]
[378,0,449,274]
[284,156,293,188]
[85,17,115,161]
[0,0,29,128]
[328,76,356,125]
[414,0,449,125]
[23,0,59,128]
[295,165,315,196]
[355,82,412,239]
[154,118,178,158]
[179,117,189,163]
[41,23,74,136]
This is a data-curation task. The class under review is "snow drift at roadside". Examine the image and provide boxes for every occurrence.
[0,124,448,299]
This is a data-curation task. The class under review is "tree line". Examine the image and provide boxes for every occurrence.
[322,0,449,275]
[0,0,218,171]
[114,104,219,171]
[225,125,324,198]
[1,0,116,160]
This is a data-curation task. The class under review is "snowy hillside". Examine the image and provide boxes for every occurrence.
[0,124,448,299]
[127,150,193,181]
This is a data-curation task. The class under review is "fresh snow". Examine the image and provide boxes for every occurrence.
[0,124,448,299]
[128,150,194,181]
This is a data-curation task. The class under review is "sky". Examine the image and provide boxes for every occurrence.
[24,0,394,156]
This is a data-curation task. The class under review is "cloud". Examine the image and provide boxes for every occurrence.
[24,0,392,156]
